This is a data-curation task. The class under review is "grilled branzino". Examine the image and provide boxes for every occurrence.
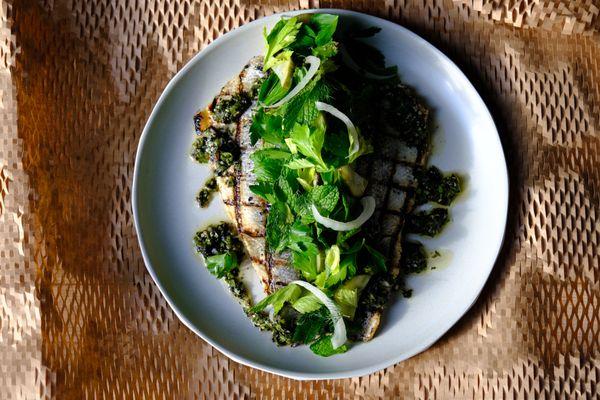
[194,57,432,341]
[194,56,299,295]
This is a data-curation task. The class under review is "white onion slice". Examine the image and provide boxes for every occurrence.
[339,44,397,80]
[291,280,347,349]
[265,55,320,109]
[315,101,360,159]
[312,196,376,232]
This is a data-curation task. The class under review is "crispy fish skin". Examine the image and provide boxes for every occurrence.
[353,83,432,341]
[195,59,431,341]
[194,56,299,295]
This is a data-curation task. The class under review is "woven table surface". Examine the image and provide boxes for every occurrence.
[0,0,599,398]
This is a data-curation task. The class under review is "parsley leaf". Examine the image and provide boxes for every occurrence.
[258,73,289,106]
[310,14,338,46]
[292,293,322,314]
[263,17,302,70]
[205,252,238,278]
[251,283,302,314]
[289,123,327,170]
[250,148,291,182]
[364,244,387,273]
[250,108,284,145]
[291,243,320,280]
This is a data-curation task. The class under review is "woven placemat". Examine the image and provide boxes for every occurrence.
[0,0,598,398]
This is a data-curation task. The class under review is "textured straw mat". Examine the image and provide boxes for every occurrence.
[0,0,599,398]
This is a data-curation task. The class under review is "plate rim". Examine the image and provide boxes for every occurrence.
[132,8,509,381]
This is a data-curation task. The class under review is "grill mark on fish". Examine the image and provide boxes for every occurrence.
[231,68,246,244]
[353,87,432,341]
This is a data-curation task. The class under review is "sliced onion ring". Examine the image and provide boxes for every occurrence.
[339,44,397,80]
[312,196,376,232]
[265,55,320,109]
[291,280,347,349]
[315,101,360,159]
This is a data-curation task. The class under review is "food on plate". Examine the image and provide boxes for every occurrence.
[191,13,461,356]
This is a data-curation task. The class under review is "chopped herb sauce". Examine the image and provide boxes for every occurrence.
[406,208,449,237]
[194,222,242,258]
[400,241,427,274]
[212,94,251,124]
[196,177,217,207]
[381,84,432,147]
[191,136,210,163]
[191,126,240,177]
[415,166,461,206]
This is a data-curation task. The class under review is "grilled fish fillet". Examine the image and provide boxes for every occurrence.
[194,56,299,295]
[194,57,431,341]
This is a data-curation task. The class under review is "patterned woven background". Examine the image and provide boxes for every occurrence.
[0,0,598,398]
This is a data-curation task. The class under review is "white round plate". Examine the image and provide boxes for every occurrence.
[132,9,508,380]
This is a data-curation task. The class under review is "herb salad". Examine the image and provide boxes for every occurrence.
[191,14,461,356]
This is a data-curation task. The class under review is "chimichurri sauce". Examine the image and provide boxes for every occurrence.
[193,223,242,257]
[406,208,449,237]
[415,166,461,206]
[196,177,217,208]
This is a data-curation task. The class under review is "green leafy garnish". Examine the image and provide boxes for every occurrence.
[263,17,302,70]
[292,307,331,344]
[309,335,348,356]
[292,293,322,313]
[205,252,238,278]
[251,283,302,315]
[289,123,327,170]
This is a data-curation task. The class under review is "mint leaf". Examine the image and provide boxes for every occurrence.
[278,78,330,133]
[311,185,339,216]
[290,193,315,224]
[205,252,238,278]
[293,307,331,344]
[266,202,293,252]
[277,167,299,202]
[310,335,348,357]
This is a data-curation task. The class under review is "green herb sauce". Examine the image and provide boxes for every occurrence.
[196,177,217,208]
[415,166,461,206]
[213,94,251,124]
[400,241,428,274]
[191,136,210,164]
[191,124,240,178]
[194,223,242,258]
[406,208,449,237]
[381,85,432,147]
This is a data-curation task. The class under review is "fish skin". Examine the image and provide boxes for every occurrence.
[194,56,299,295]
[195,58,432,342]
